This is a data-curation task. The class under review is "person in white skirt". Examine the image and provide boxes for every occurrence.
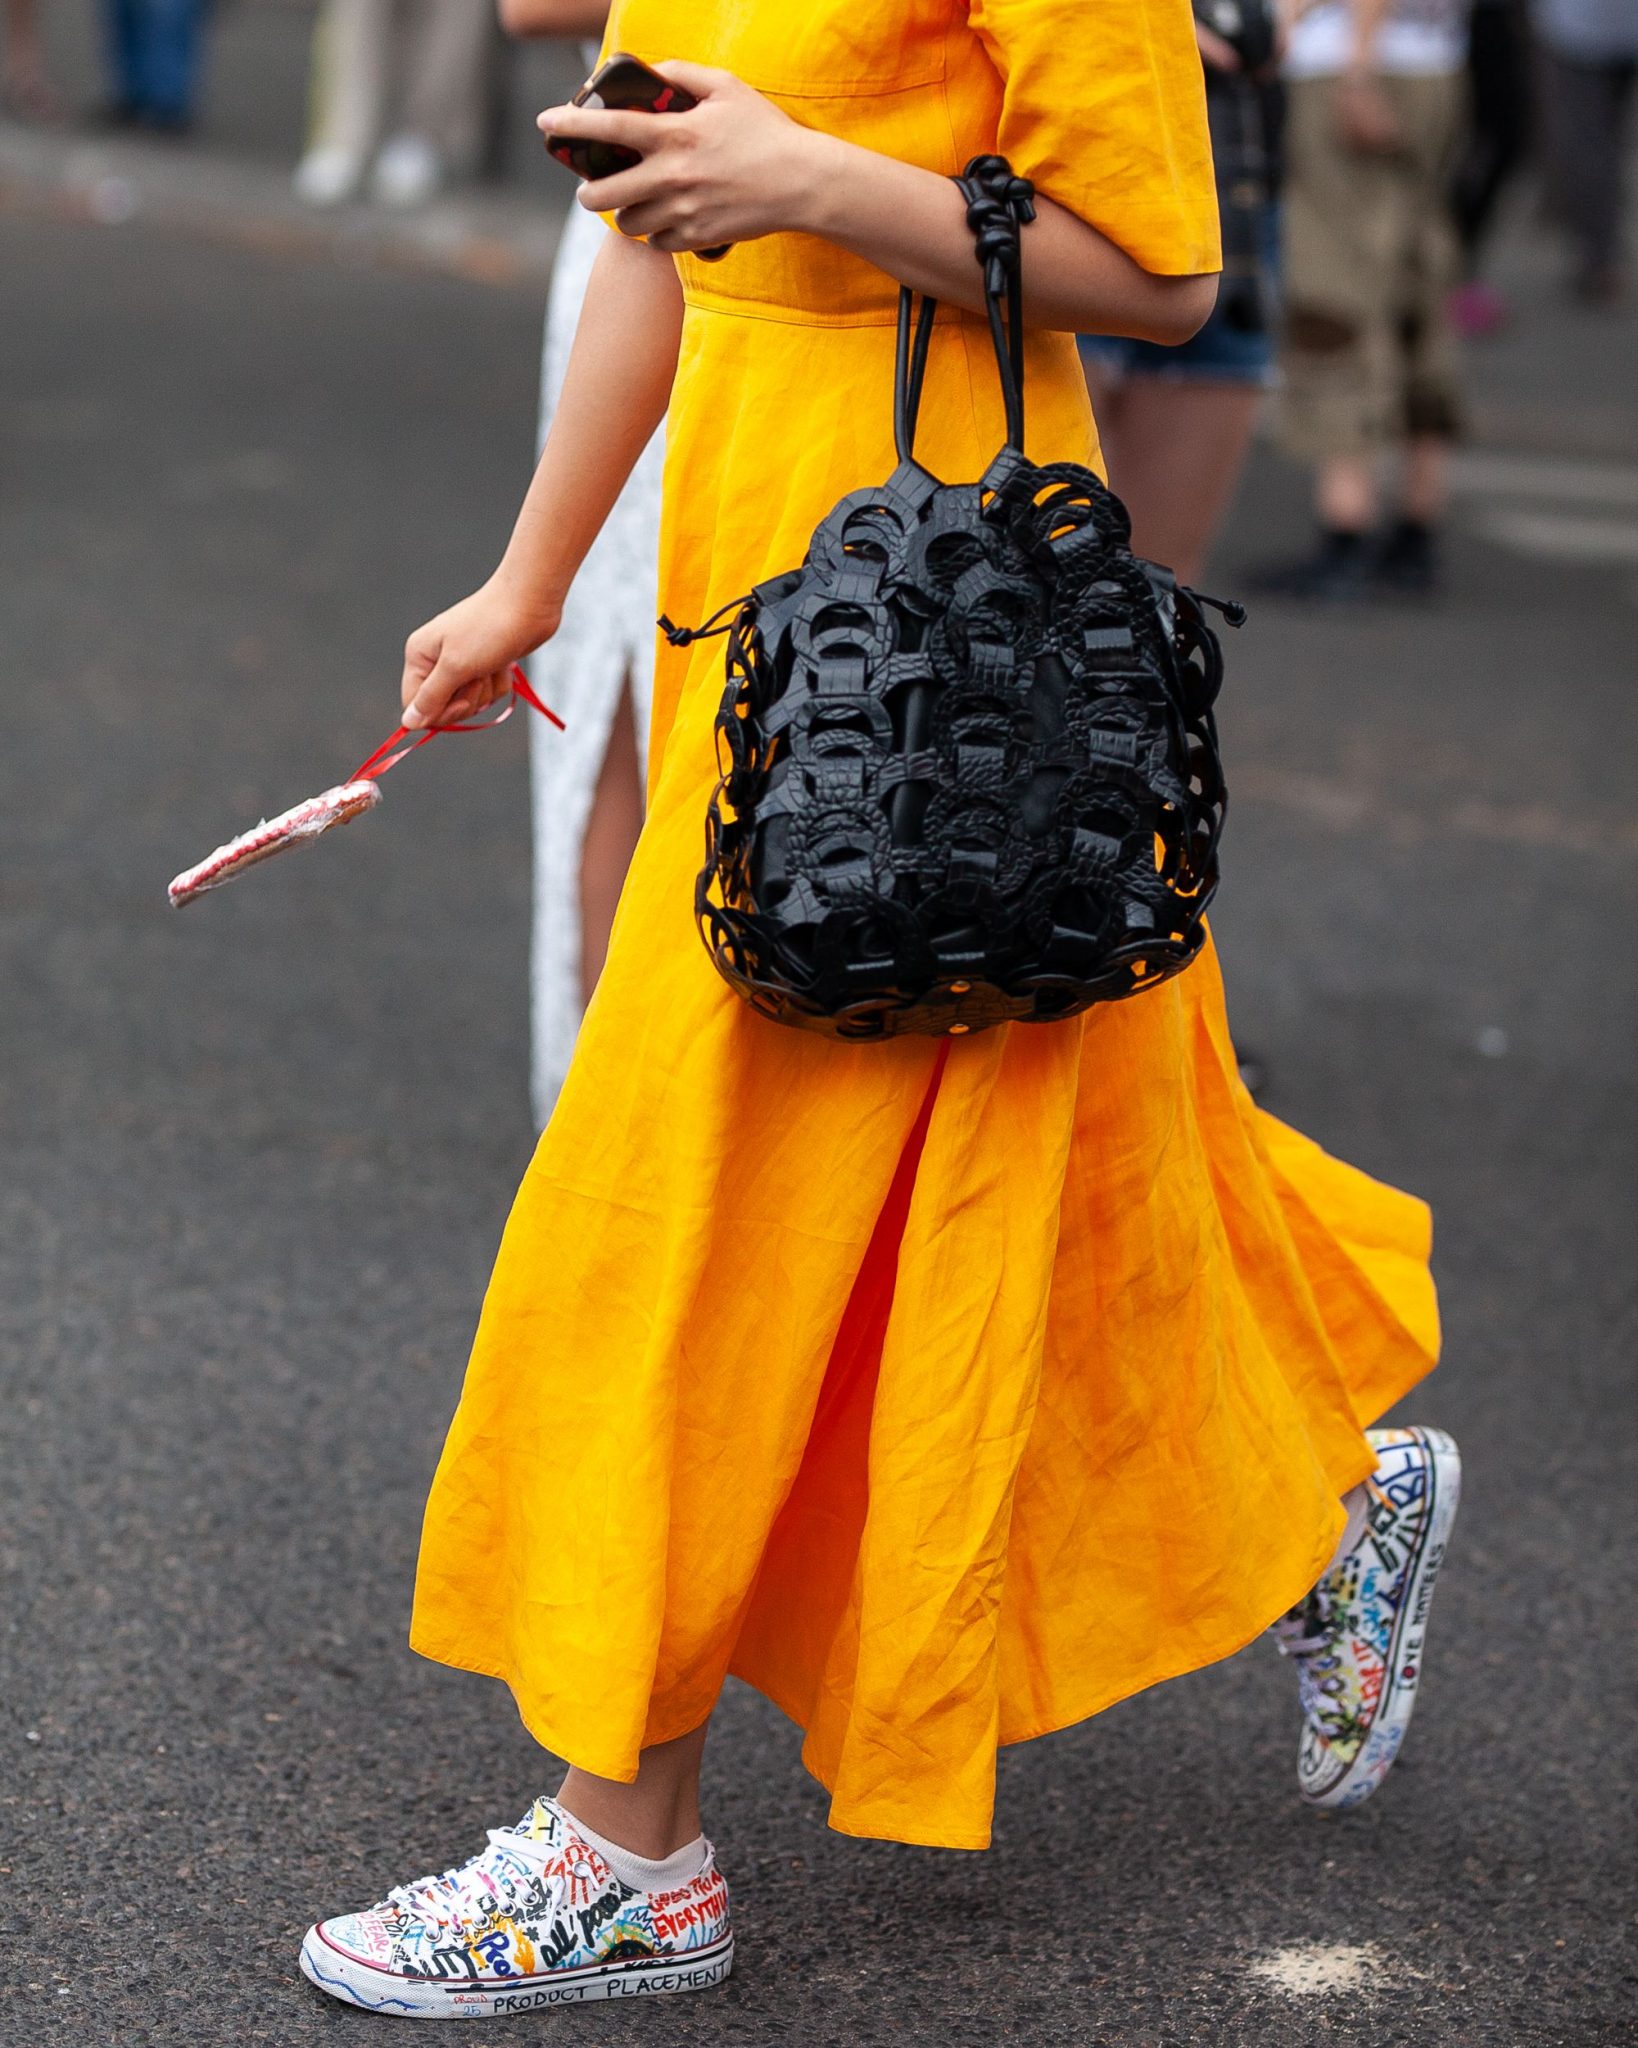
[498,11,664,1124]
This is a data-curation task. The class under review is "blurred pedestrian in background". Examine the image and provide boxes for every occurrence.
[499,2,661,1126]
[1534,0,1637,303]
[1261,0,1468,599]
[97,0,210,134]
[294,0,494,209]
[1448,0,1533,334]
[1,0,57,120]
[1080,0,1286,587]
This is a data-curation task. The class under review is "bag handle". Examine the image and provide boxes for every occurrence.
[894,155,1037,465]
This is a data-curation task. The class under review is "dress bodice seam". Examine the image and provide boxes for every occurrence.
[679,295,983,331]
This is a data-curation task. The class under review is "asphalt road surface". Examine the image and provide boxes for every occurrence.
[2,206,1634,2047]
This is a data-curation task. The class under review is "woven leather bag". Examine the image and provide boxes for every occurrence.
[671,155,1240,1042]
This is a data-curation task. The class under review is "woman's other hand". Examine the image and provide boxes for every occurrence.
[540,62,820,254]
[400,576,561,731]
[1332,68,1402,154]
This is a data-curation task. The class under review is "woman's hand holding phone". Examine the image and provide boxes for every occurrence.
[540,60,826,259]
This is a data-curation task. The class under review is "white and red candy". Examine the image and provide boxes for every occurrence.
[167,779,382,908]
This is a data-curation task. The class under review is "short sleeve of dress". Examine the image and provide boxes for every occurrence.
[966,0,1221,276]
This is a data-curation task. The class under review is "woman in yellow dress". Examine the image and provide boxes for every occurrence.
[299,0,1459,2019]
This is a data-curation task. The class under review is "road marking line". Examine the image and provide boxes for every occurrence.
[1449,451,1638,508]
[1478,508,1638,566]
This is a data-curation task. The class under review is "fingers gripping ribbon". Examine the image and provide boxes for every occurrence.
[166,666,564,908]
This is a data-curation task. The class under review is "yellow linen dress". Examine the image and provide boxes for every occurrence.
[410,0,1440,1851]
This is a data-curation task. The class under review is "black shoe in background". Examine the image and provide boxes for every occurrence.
[1250,527,1373,601]
[1374,517,1441,597]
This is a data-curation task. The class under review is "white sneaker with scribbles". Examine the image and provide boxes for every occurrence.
[300,1797,732,2018]
[1272,1425,1462,1812]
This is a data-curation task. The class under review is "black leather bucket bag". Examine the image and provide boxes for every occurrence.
[670,154,1240,1041]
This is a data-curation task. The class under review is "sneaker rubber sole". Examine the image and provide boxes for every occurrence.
[1303,1425,1462,1812]
[299,1922,734,2018]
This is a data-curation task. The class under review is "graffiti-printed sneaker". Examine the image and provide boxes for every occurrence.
[1272,1425,1462,1813]
[300,1797,732,2018]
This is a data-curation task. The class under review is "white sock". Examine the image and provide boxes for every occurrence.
[1323,1482,1373,1578]
[560,1808,708,1894]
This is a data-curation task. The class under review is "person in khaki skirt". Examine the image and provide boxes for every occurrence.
[1259,0,1467,598]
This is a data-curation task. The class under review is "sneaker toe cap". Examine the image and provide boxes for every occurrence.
[312,1911,398,1966]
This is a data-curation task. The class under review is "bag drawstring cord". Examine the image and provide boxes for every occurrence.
[659,595,748,648]
[1190,590,1248,628]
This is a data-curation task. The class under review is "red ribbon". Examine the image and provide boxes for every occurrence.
[349,665,565,784]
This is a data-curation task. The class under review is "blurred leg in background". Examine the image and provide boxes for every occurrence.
[294,0,391,206]
[1535,0,1638,303]
[1078,24,1284,589]
[98,0,145,124]
[1449,0,1534,335]
[1079,169,1278,586]
[1082,12,1283,1100]
[137,0,208,131]
[296,0,492,209]
[1382,92,1465,590]
[576,679,644,1002]
[1,0,58,120]
[1082,370,1265,588]
[380,0,495,204]
[99,0,207,131]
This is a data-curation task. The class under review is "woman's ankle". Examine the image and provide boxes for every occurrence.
[1322,1481,1373,1578]
[554,1722,710,1860]
[556,1777,700,1859]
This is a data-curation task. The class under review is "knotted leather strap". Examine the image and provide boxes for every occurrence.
[895,157,1037,464]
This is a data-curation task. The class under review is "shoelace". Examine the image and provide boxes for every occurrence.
[1270,1585,1353,1735]
[383,1828,564,1936]
[1270,1583,1333,1658]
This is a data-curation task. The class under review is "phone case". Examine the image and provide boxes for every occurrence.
[544,53,729,261]
[545,54,697,180]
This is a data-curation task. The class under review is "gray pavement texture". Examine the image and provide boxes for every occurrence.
[2,185,1637,2048]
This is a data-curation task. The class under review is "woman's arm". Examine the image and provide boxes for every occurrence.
[541,63,1218,343]
[797,140,1215,343]
[399,229,681,728]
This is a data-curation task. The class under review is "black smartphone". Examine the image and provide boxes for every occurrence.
[544,52,730,261]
